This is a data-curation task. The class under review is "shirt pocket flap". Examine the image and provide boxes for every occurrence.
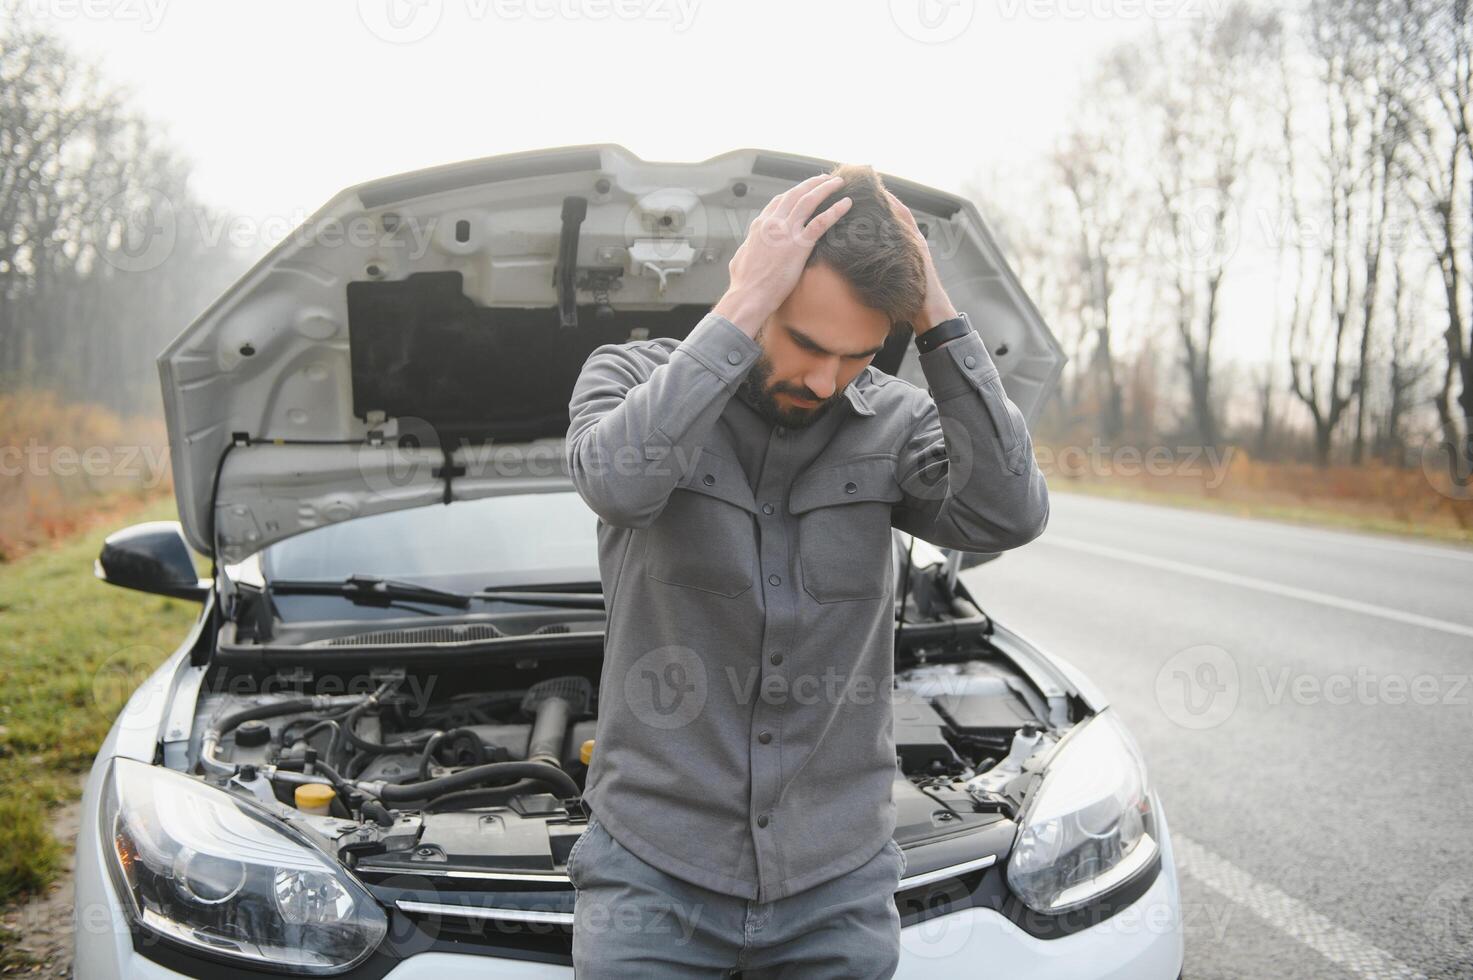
[676,449,757,514]
[788,455,903,515]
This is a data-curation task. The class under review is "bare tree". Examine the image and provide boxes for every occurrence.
[1136,3,1283,449]
[0,1,249,412]
[1378,250,1440,461]
[1280,0,1400,466]
[1048,43,1152,442]
[1387,0,1473,473]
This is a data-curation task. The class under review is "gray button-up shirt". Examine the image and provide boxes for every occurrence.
[564,309,1049,902]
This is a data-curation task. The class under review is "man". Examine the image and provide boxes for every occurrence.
[563,164,1050,977]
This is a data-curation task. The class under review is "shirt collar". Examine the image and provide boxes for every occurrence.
[842,372,877,417]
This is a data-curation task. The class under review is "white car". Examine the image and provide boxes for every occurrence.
[72,145,1184,979]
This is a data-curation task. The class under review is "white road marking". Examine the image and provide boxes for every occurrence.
[1173,834,1428,980]
[1040,536,1473,640]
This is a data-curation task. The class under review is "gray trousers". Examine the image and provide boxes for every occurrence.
[568,810,905,978]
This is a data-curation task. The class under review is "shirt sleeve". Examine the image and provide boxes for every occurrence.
[566,309,762,528]
[890,325,1050,552]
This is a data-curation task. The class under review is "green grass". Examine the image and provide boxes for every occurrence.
[1053,479,1473,547]
[0,494,200,912]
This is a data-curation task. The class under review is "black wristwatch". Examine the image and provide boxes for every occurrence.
[913,311,974,354]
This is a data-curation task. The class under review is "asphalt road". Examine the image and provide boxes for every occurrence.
[964,492,1473,980]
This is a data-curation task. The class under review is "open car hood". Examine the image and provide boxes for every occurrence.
[160,144,1065,563]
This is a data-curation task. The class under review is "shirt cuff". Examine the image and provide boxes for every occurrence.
[674,310,763,387]
[916,324,999,402]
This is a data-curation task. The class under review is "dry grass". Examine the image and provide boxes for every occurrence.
[0,390,173,563]
[1037,444,1473,545]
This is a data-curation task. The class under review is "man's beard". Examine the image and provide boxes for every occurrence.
[734,351,841,429]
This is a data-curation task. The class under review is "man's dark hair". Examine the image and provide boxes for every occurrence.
[806,162,928,339]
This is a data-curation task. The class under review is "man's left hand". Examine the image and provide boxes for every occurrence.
[882,185,958,333]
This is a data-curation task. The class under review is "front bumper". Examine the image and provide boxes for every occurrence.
[73,755,1184,980]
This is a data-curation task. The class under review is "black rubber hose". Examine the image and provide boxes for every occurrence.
[214,698,319,736]
[373,761,580,802]
[417,727,487,781]
[340,701,434,756]
[422,779,540,812]
[273,756,355,800]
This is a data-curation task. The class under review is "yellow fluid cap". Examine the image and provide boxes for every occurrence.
[580,739,595,765]
[295,783,336,813]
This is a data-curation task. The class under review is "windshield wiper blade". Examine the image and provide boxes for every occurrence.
[474,585,605,609]
[269,575,472,609]
[267,576,607,610]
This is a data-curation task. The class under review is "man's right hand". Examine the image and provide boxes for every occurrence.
[712,173,853,339]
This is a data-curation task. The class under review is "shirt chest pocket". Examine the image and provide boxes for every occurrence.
[644,450,758,599]
[788,455,904,604]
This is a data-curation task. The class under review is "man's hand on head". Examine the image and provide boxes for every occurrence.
[881,185,958,334]
[714,173,855,339]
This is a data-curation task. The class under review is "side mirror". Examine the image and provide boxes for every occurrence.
[95,521,210,601]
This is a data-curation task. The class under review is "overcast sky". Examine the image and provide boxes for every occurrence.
[33,0,1291,367]
[37,0,1196,218]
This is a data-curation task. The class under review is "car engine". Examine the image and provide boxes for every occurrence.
[190,657,1058,877]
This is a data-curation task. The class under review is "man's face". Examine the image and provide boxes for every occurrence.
[734,260,892,429]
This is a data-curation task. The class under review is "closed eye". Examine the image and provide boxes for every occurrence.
[788,326,883,359]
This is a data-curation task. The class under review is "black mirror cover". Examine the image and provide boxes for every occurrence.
[95,521,208,601]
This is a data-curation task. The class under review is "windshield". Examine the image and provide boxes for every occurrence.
[260,492,601,594]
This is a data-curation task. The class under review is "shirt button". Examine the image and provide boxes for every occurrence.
[727,350,742,364]
[964,354,977,368]
[844,481,857,494]
[768,573,781,586]
[703,473,715,485]
[758,731,772,744]
[769,652,783,665]
[757,814,770,828]
[762,503,774,515]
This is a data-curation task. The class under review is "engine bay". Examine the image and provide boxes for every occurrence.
[190,650,1063,879]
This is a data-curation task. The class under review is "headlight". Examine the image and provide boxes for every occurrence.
[102,757,386,974]
[1006,710,1159,914]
